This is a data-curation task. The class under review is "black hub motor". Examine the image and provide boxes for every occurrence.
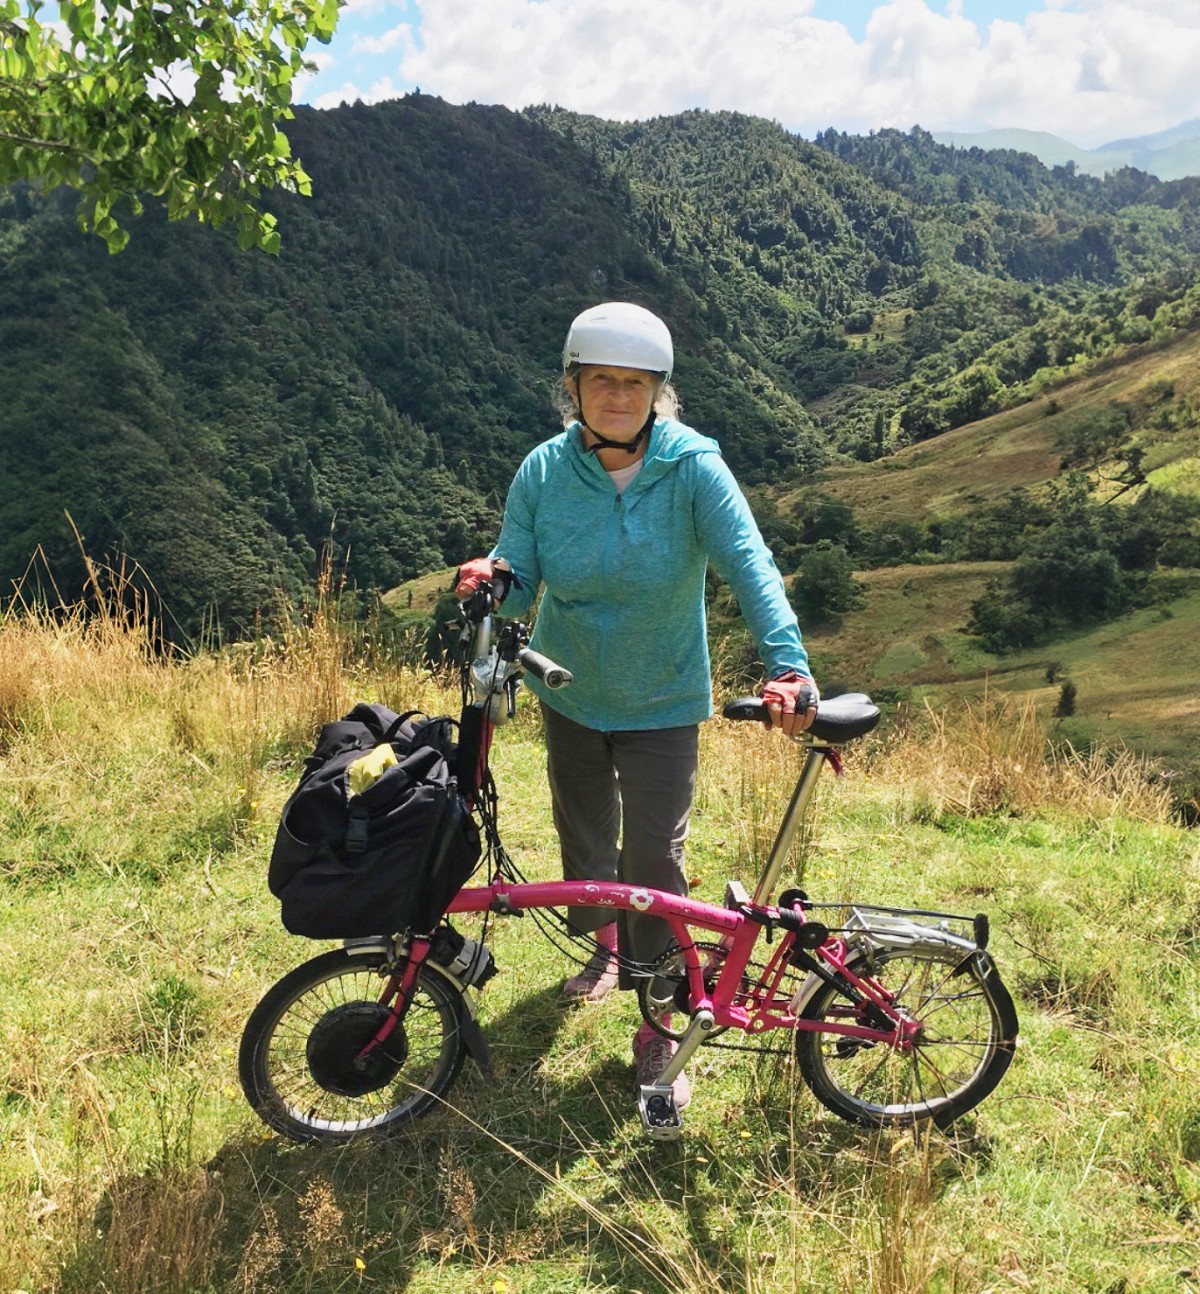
[306,1003,408,1098]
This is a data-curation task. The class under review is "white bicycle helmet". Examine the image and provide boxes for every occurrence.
[562,302,674,379]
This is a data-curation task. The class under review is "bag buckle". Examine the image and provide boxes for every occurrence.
[344,804,370,853]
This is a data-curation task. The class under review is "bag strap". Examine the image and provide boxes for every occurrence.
[383,709,425,743]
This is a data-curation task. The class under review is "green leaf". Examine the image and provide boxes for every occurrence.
[315,0,340,41]
[0,0,339,252]
[62,0,95,42]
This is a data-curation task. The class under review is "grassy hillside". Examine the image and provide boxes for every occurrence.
[765,324,1200,783]
[806,564,1200,777]
[796,325,1200,527]
[2,581,1198,1294]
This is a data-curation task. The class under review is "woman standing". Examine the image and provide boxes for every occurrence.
[455,302,817,1107]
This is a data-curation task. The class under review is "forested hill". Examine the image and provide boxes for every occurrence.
[2,95,1200,637]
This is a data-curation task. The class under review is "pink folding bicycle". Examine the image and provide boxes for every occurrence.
[240,591,1019,1143]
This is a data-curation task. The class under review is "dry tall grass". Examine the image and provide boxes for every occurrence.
[0,550,163,742]
[1,549,448,802]
[867,691,1174,825]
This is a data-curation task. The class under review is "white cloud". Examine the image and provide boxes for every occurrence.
[351,24,418,57]
[341,0,407,14]
[312,75,406,111]
[293,48,337,105]
[369,0,1200,145]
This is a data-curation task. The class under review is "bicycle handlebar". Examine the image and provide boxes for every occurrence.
[518,648,573,690]
[457,595,573,693]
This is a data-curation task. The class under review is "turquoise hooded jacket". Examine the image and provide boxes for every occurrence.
[493,417,811,732]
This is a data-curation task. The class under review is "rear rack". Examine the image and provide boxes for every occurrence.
[820,904,989,954]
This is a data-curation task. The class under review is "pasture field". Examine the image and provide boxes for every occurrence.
[804,565,1200,781]
[1,590,1198,1293]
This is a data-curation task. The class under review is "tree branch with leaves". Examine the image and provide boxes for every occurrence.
[0,0,341,252]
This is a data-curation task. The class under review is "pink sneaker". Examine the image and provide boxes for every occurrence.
[562,948,619,1002]
[633,1030,692,1110]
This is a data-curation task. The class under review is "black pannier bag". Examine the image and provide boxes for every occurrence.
[268,703,481,939]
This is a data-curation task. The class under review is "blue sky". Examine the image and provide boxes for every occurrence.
[808,0,1046,41]
[296,2,1200,148]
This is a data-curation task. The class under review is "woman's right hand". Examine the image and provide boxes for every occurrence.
[454,557,512,603]
[761,671,819,736]
[454,557,495,600]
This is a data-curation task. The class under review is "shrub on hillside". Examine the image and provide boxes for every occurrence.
[1054,680,1077,717]
[790,541,866,624]
[965,480,1164,651]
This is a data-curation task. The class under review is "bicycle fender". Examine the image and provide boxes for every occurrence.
[415,957,491,1075]
[340,936,482,1024]
[342,936,393,956]
[786,969,828,1016]
[458,1015,493,1078]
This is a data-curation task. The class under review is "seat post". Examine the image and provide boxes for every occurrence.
[750,741,831,906]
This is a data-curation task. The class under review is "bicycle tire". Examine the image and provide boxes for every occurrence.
[239,947,468,1144]
[795,946,1017,1129]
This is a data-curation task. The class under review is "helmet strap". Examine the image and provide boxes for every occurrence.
[582,413,654,456]
[575,376,656,456]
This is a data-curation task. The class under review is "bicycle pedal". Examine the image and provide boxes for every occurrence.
[638,1086,684,1140]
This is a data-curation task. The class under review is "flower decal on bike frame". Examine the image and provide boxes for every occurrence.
[629,887,653,912]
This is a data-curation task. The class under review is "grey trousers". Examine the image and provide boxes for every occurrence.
[540,701,699,989]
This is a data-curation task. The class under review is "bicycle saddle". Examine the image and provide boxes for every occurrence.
[722,693,882,744]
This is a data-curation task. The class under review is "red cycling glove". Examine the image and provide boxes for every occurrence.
[453,558,514,603]
[454,557,495,598]
[761,670,819,715]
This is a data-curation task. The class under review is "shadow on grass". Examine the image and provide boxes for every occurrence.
[62,983,1002,1294]
[207,980,638,1290]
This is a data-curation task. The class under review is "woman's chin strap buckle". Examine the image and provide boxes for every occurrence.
[583,411,655,455]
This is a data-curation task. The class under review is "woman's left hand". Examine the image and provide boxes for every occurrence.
[761,672,819,736]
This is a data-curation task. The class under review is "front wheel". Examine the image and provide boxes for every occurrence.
[795,946,1018,1129]
[239,948,469,1143]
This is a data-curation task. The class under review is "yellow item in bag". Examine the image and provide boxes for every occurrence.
[347,744,399,796]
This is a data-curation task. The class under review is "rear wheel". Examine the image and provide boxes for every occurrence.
[239,948,468,1143]
[795,946,1017,1128]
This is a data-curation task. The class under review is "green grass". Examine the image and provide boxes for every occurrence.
[2,603,1200,1294]
[803,565,1200,788]
[797,326,1200,528]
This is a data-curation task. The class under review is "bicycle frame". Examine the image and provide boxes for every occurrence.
[442,714,912,1033]
[443,873,928,1044]
[446,605,981,1133]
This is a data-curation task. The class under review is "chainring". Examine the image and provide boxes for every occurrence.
[637,942,733,1042]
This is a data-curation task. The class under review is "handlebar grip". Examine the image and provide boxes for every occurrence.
[724,694,882,744]
[518,648,573,690]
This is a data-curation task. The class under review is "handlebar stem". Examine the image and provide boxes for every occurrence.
[472,612,492,662]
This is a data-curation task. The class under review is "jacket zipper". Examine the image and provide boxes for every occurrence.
[597,491,624,718]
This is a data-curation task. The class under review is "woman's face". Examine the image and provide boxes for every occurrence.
[573,365,658,440]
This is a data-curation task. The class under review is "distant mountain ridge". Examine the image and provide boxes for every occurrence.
[4,96,1200,639]
[933,120,1200,181]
